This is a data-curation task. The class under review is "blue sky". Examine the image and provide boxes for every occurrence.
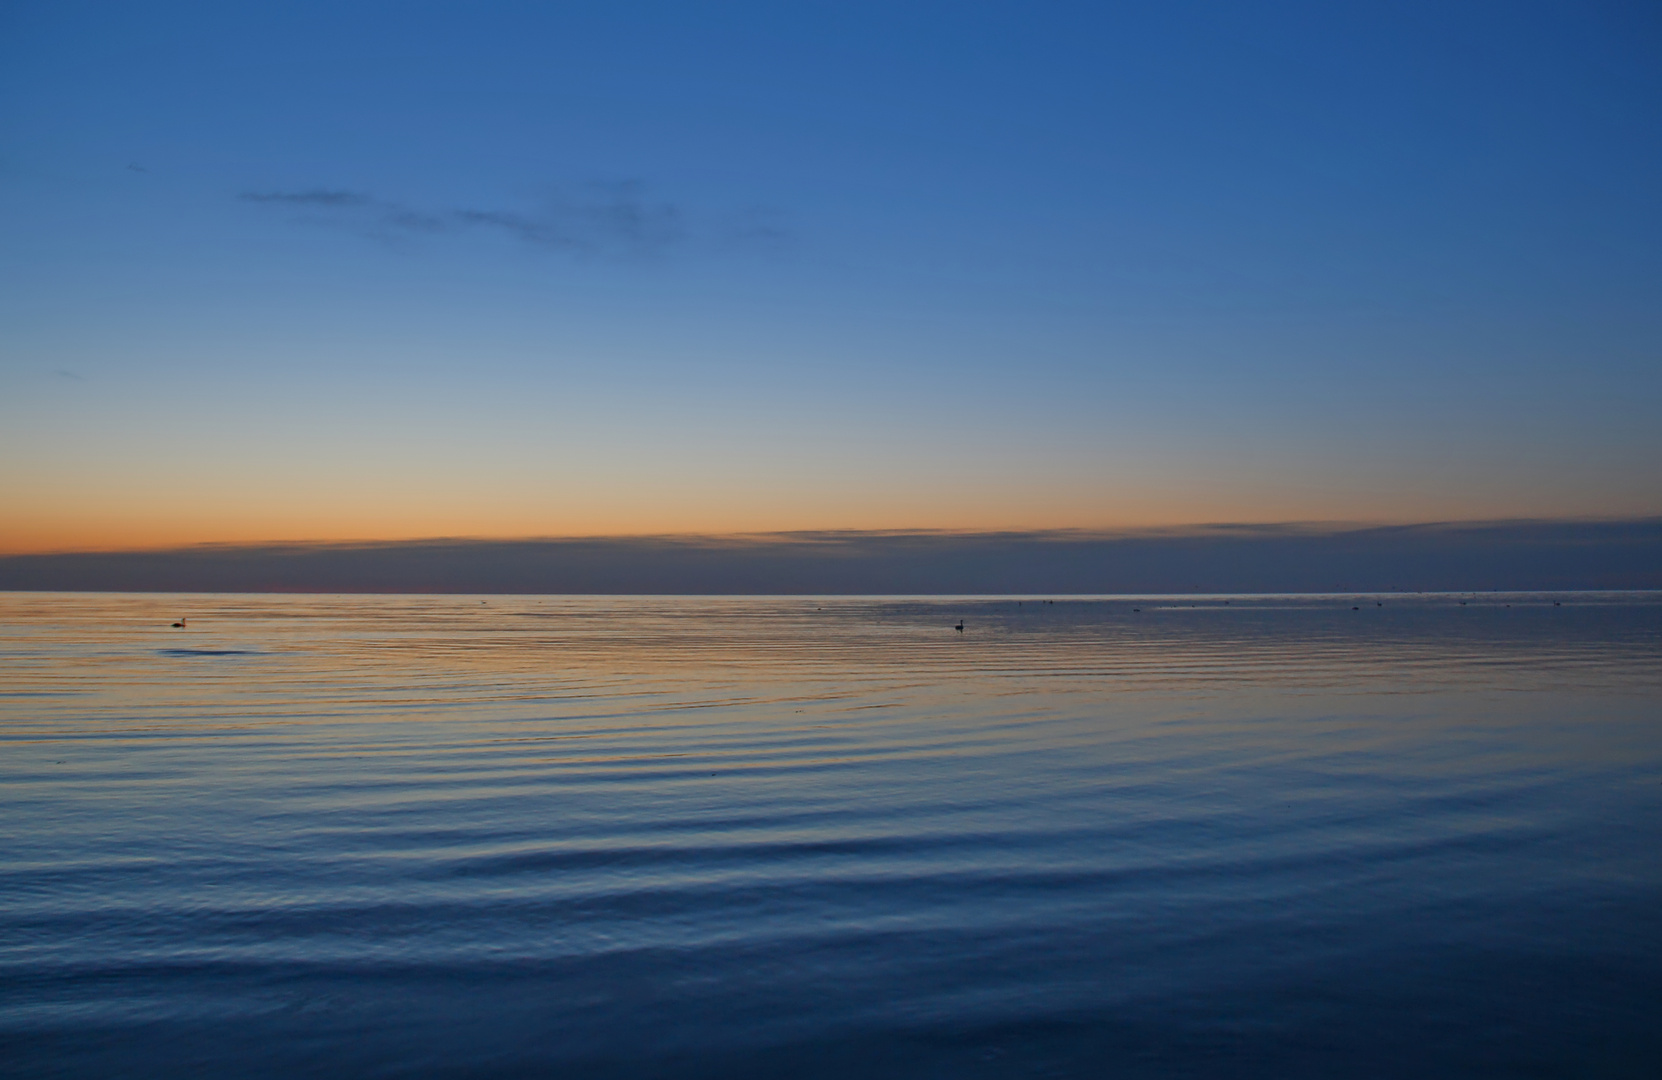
[2,1,1659,550]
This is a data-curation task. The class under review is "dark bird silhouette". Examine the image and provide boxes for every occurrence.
[171,617,186,628]
[954,621,964,633]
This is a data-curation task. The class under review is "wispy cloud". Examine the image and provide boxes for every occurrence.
[241,189,372,207]
[237,181,766,257]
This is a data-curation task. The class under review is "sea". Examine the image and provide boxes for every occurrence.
[2,592,1659,1078]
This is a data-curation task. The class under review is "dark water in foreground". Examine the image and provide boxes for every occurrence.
[2,592,1659,1078]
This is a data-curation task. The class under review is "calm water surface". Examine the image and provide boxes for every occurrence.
[2,592,1659,1077]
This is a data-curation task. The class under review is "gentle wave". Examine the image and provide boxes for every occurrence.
[2,593,1660,1077]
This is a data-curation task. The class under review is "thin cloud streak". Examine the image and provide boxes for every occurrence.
[239,182,747,255]
[240,189,373,207]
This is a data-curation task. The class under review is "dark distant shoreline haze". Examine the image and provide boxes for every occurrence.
[1,519,1656,594]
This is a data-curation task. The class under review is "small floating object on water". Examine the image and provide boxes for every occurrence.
[1352,606,1359,611]
[171,617,186,628]
[954,620,964,632]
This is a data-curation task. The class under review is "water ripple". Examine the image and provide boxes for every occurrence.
[2,592,1660,1077]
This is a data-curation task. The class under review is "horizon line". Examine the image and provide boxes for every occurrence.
[11,513,1661,559]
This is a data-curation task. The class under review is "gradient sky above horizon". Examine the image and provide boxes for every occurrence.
[2,1,1660,553]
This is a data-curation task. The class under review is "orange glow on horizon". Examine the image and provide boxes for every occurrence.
[7,482,1657,556]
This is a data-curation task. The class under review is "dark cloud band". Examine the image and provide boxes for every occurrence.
[4,520,1657,593]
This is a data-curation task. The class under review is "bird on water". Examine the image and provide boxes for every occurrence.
[954,621,964,633]
[171,617,187,628]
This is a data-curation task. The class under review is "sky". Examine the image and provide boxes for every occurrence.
[2,1,1660,554]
